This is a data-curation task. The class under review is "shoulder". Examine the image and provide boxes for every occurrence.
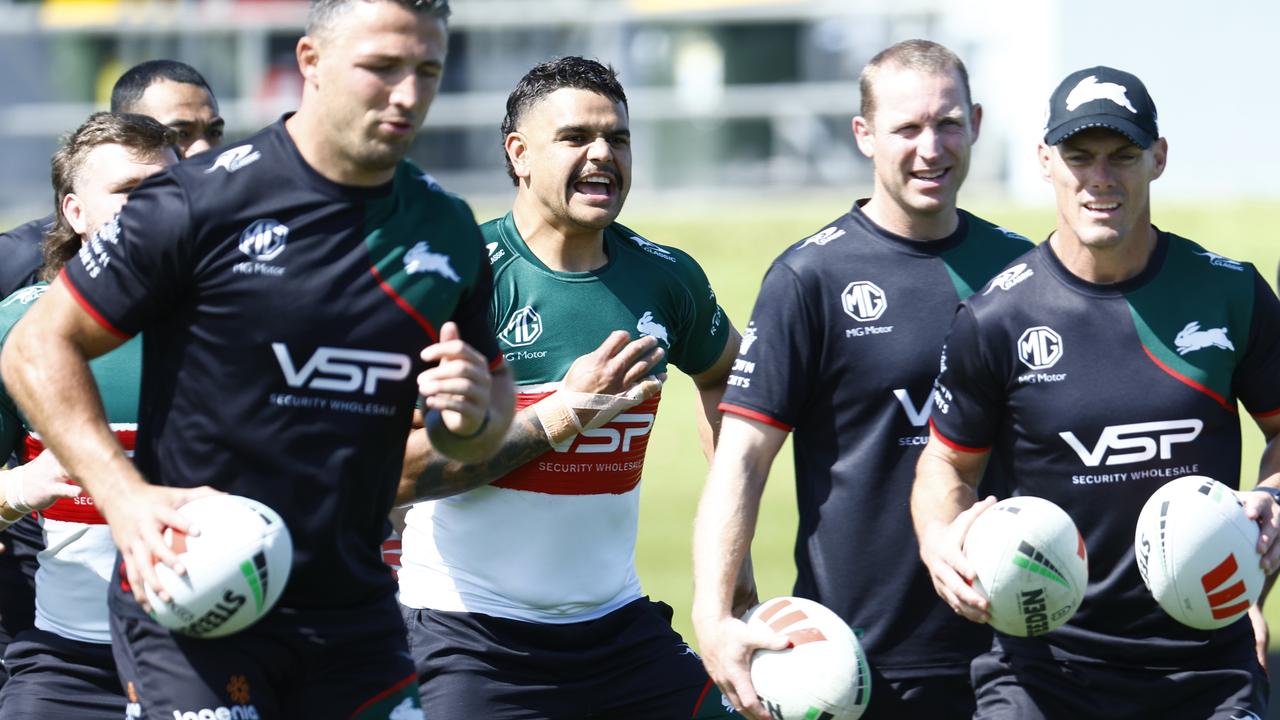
[0,284,48,341]
[962,242,1050,315]
[961,211,1033,248]
[0,215,53,248]
[608,223,711,283]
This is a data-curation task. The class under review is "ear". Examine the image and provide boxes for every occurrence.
[1037,142,1053,184]
[969,103,983,145]
[505,132,531,183]
[1148,137,1168,181]
[296,35,321,89]
[62,193,88,237]
[852,115,875,159]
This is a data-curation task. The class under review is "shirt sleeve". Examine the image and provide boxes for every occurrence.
[664,248,730,376]
[60,171,194,338]
[928,303,1008,452]
[718,262,816,431]
[1234,270,1280,416]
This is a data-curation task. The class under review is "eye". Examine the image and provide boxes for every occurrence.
[207,128,224,142]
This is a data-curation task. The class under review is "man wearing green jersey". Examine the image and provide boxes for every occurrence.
[395,56,748,718]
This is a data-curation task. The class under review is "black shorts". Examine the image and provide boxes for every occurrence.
[0,514,42,689]
[401,598,740,719]
[110,592,420,720]
[971,643,1268,720]
[861,667,975,720]
[0,627,122,719]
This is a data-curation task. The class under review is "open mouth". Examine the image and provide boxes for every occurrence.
[572,172,616,200]
[911,168,949,184]
[1083,200,1121,217]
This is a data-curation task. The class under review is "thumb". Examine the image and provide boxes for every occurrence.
[50,483,83,500]
[438,321,460,343]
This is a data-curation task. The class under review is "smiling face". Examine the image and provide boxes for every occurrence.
[506,87,632,236]
[1040,126,1167,252]
[853,64,980,238]
[296,0,447,185]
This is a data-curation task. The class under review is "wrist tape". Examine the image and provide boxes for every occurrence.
[531,378,660,446]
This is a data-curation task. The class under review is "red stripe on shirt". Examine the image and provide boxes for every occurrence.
[368,264,437,342]
[1140,345,1235,414]
[59,268,131,340]
[928,419,989,454]
[718,403,792,432]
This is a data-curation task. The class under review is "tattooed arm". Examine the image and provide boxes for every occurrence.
[396,331,664,504]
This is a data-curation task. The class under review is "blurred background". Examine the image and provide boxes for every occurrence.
[2,0,1279,702]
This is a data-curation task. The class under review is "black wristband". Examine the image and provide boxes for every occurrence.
[1254,486,1280,504]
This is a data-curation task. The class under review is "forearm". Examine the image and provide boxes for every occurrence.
[911,442,981,547]
[1,320,140,509]
[398,405,553,504]
[694,380,727,464]
[693,449,768,625]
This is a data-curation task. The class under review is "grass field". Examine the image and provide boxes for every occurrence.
[617,197,1280,649]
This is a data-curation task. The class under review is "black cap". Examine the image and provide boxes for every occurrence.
[1044,66,1158,148]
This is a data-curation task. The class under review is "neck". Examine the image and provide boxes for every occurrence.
[860,194,958,241]
[511,194,608,272]
[285,110,395,187]
[1048,224,1158,284]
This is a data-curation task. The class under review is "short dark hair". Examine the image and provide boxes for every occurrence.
[110,60,216,114]
[42,112,177,280]
[859,39,972,121]
[500,56,628,185]
[307,0,450,39]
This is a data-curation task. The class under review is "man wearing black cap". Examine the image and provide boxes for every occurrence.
[912,66,1280,719]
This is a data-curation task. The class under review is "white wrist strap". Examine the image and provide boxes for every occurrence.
[5,471,33,515]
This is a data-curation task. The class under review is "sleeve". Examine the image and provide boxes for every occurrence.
[60,171,195,338]
[718,262,816,431]
[449,224,501,369]
[927,303,1008,452]
[666,248,730,375]
[1234,270,1280,416]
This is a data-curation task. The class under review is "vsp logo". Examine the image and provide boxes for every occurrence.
[501,306,543,347]
[272,344,410,395]
[893,389,933,427]
[1060,418,1203,467]
[841,281,886,322]
[238,220,288,262]
[1017,326,1063,370]
[552,413,655,453]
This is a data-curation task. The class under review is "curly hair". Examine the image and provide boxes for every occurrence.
[500,57,628,185]
[41,112,176,281]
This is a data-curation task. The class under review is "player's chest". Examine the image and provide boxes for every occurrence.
[492,275,676,384]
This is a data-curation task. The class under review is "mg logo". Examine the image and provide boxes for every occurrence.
[1060,418,1203,467]
[1018,326,1063,370]
[500,306,543,347]
[841,281,886,322]
[239,219,288,262]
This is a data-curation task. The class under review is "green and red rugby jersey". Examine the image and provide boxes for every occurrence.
[398,212,728,623]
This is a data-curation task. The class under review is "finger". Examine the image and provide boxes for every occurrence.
[127,539,161,608]
[621,347,665,388]
[438,321,460,343]
[610,334,659,366]
[592,330,634,360]
[418,376,489,401]
[50,483,83,500]
[420,340,484,365]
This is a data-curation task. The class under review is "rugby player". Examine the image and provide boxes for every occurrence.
[0,111,177,719]
[0,0,513,717]
[691,40,1032,720]
[0,59,221,301]
[395,56,748,718]
[0,59,222,690]
[913,66,1280,719]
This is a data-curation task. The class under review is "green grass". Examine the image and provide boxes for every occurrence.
[623,198,1280,649]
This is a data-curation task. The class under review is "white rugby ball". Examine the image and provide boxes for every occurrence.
[1134,475,1263,630]
[146,494,292,638]
[743,596,869,720]
[963,496,1088,637]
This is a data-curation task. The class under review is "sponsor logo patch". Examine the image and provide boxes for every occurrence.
[500,306,543,348]
[238,219,288,262]
[841,281,887,322]
[1060,418,1203,467]
[799,226,846,248]
[205,145,261,174]
[984,263,1034,294]
[1017,326,1063,370]
[1065,75,1137,113]
[637,311,670,345]
[1195,250,1244,271]
[739,321,758,355]
[630,235,676,262]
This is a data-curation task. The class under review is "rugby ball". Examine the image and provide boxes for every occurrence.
[963,496,1088,637]
[146,494,292,638]
[743,596,870,720]
[1134,475,1263,630]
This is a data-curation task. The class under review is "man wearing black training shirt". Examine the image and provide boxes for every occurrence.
[913,66,1280,719]
[0,0,514,717]
[692,40,1031,720]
